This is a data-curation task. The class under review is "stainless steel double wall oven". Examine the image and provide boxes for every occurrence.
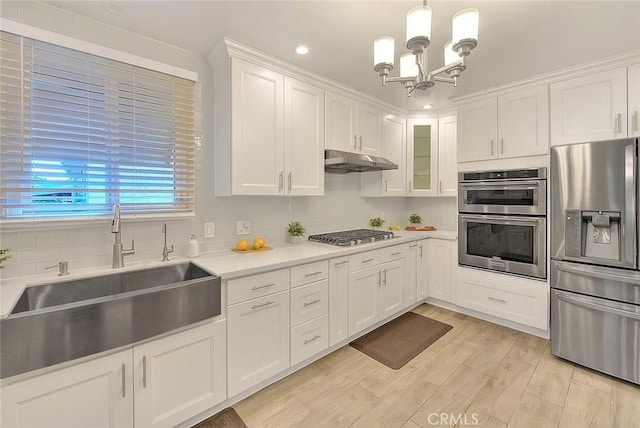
[458,168,547,279]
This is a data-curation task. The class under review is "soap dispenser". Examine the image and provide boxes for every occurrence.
[187,234,200,257]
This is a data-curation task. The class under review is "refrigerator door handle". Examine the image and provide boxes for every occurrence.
[556,261,640,286]
[555,290,640,321]
[624,143,636,267]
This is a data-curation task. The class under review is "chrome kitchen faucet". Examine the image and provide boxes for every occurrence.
[111,203,135,268]
[162,223,174,261]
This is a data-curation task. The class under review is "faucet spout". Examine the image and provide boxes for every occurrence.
[111,203,134,268]
[111,203,121,234]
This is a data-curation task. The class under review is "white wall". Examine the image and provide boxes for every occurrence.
[0,2,423,279]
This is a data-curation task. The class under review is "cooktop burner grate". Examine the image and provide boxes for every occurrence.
[307,228,395,246]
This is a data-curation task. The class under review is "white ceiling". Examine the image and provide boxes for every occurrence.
[36,1,640,110]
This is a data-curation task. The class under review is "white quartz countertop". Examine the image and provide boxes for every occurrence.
[0,230,456,317]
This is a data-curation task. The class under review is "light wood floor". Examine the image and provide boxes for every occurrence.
[234,304,640,428]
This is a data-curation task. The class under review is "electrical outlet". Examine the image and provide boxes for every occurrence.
[204,222,215,238]
[236,220,251,235]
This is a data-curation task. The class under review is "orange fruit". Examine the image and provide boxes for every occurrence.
[395,225,402,230]
[253,238,265,248]
[235,239,249,251]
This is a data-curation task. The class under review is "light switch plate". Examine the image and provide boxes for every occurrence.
[236,220,251,235]
[204,222,215,238]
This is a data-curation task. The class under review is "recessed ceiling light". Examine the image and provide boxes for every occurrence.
[295,45,309,55]
[422,104,434,110]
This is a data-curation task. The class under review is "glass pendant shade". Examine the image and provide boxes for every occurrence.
[400,53,419,77]
[374,36,395,67]
[452,8,479,43]
[406,5,432,43]
[444,41,458,65]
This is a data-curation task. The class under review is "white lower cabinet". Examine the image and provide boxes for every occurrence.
[1,321,227,428]
[133,320,227,428]
[405,243,418,307]
[348,248,406,336]
[227,290,290,397]
[426,239,453,302]
[291,315,329,366]
[1,350,133,428]
[416,240,429,301]
[328,256,349,346]
[457,269,548,330]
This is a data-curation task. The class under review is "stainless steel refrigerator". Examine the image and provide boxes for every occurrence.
[550,137,639,385]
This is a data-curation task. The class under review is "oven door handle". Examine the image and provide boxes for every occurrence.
[555,261,640,286]
[460,180,541,188]
[459,214,543,226]
[555,290,640,321]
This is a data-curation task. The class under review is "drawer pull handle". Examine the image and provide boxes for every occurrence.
[334,260,349,266]
[252,301,275,310]
[409,244,418,248]
[305,271,323,277]
[391,252,402,256]
[303,299,321,307]
[252,283,275,291]
[362,258,374,263]
[304,334,322,345]
[121,363,126,398]
[488,296,506,304]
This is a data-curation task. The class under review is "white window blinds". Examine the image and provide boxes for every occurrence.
[0,31,196,220]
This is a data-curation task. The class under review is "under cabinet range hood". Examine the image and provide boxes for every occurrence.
[324,149,398,173]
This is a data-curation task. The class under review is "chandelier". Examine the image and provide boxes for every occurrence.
[373,1,479,97]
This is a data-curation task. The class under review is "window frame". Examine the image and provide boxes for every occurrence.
[0,20,199,229]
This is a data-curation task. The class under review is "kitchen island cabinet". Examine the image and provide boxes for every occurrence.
[1,320,226,428]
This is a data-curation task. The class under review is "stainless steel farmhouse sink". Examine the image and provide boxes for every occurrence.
[1,262,221,378]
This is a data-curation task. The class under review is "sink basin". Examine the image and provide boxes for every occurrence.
[1,262,221,379]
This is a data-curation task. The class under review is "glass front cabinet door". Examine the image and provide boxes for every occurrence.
[407,118,438,196]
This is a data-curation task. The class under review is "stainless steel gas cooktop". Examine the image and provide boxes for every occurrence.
[307,229,395,246]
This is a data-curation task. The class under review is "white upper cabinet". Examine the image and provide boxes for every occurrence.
[497,86,549,158]
[230,58,284,195]
[458,85,549,162]
[356,103,383,155]
[628,64,640,138]
[437,115,458,196]
[284,77,325,196]
[407,118,439,196]
[550,67,627,145]
[457,98,497,162]
[325,91,382,156]
[361,113,406,197]
[211,53,324,196]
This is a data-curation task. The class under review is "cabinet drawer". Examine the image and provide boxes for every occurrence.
[457,274,548,330]
[227,269,290,305]
[290,260,329,288]
[290,315,329,366]
[290,280,329,327]
[380,244,406,262]
[349,250,381,272]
